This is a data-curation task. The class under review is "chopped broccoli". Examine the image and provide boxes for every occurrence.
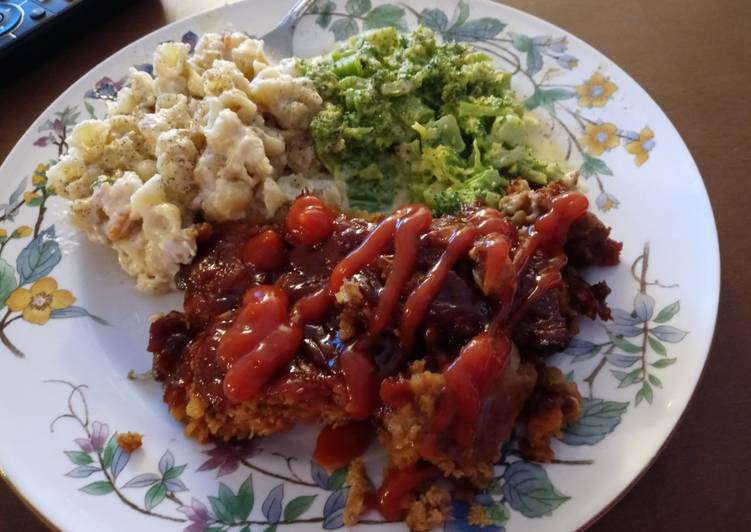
[430,168,509,216]
[301,26,561,214]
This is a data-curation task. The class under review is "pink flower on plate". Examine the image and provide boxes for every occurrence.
[178,498,215,532]
[52,119,65,137]
[75,421,109,452]
[196,439,261,478]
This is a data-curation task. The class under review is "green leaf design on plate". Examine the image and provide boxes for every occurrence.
[502,461,569,517]
[647,335,667,356]
[615,367,643,388]
[648,374,663,388]
[80,481,114,496]
[345,0,371,16]
[236,476,254,522]
[313,0,336,29]
[488,501,510,525]
[209,489,235,524]
[326,466,348,491]
[330,18,359,41]
[64,450,93,465]
[524,88,576,110]
[580,153,614,177]
[16,226,61,285]
[445,18,506,42]
[84,101,96,119]
[609,333,642,354]
[512,34,543,74]
[144,482,167,511]
[635,380,653,406]
[363,5,407,32]
[651,357,677,369]
[653,300,680,323]
[163,464,186,481]
[101,434,118,470]
[419,8,448,32]
[217,482,247,523]
[560,398,629,445]
[448,0,470,29]
[284,495,317,521]
[50,305,110,326]
[488,478,503,496]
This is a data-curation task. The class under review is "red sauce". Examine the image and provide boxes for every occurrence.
[369,206,432,337]
[376,466,439,521]
[514,192,589,273]
[511,253,568,327]
[472,234,515,306]
[224,322,303,402]
[339,346,379,419]
[216,286,288,368]
[242,230,285,270]
[286,196,335,246]
[220,193,588,420]
[313,420,374,471]
[379,377,413,407]
[330,205,425,293]
[443,333,512,447]
[400,226,477,348]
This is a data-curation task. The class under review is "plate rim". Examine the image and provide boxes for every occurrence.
[0,1,721,530]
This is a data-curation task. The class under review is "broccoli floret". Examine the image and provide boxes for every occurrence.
[431,188,462,217]
[430,168,508,216]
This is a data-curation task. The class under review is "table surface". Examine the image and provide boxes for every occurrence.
[1,0,749,530]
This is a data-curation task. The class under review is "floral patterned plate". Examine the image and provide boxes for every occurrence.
[0,1,719,531]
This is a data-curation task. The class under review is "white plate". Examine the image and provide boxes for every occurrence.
[0,1,719,531]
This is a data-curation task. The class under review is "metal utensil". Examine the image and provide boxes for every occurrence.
[259,0,318,61]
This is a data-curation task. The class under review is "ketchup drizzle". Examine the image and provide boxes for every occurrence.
[221,193,589,423]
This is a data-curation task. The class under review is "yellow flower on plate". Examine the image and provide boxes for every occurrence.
[32,166,47,186]
[468,505,494,527]
[576,72,618,107]
[6,277,76,325]
[583,122,619,155]
[23,191,40,205]
[626,126,655,166]
[12,225,32,238]
[0,229,7,239]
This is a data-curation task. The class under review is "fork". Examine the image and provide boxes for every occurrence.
[259,0,318,61]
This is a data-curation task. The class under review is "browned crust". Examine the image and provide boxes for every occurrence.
[168,382,350,442]
[405,485,453,531]
[343,458,375,526]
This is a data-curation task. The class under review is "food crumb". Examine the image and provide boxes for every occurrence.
[405,485,452,531]
[117,432,143,453]
[343,458,374,526]
[127,369,154,381]
[467,503,494,527]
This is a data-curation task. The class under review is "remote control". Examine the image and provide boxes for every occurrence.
[1,0,131,72]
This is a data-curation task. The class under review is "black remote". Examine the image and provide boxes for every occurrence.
[1,0,132,73]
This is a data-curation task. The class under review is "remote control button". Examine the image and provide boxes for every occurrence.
[0,4,22,36]
[30,8,47,20]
